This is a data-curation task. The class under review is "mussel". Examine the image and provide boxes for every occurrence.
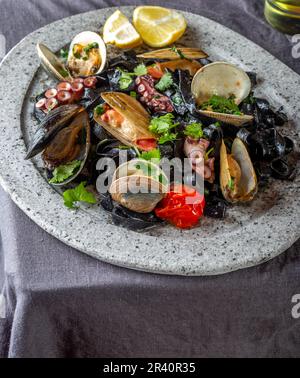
[26,104,84,159]
[37,31,107,81]
[43,110,91,185]
[191,62,253,126]
[220,138,258,203]
[137,47,208,60]
[94,92,157,151]
[109,159,168,213]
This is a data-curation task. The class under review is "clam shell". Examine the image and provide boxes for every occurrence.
[198,110,253,127]
[110,159,168,214]
[94,92,157,150]
[37,43,73,82]
[220,138,257,203]
[67,31,107,77]
[192,62,252,105]
[137,47,208,60]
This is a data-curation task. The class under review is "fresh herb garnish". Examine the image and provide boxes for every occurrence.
[49,160,82,184]
[184,122,204,140]
[95,105,105,116]
[117,64,148,90]
[63,182,97,209]
[155,72,173,92]
[171,93,184,106]
[60,48,69,61]
[149,113,179,146]
[59,68,70,78]
[118,69,134,90]
[133,64,148,76]
[139,148,161,162]
[83,42,99,55]
[130,91,137,99]
[205,148,214,160]
[228,178,235,191]
[171,46,186,60]
[201,95,242,115]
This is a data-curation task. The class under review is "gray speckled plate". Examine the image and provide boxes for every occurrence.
[0,6,299,276]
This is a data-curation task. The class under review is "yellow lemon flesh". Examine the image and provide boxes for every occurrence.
[133,6,187,48]
[103,10,143,49]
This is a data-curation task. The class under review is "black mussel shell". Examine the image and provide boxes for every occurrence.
[26,104,83,159]
[92,123,111,140]
[241,102,256,116]
[253,128,286,160]
[255,98,271,114]
[112,205,164,231]
[274,110,288,126]
[100,193,114,212]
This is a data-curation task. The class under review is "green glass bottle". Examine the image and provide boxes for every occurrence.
[264,0,300,34]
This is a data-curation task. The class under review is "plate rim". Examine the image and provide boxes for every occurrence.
[0,6,299,276]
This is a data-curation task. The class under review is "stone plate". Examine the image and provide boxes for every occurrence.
[0,6,299,276]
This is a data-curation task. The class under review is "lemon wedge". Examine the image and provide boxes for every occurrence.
[133,6,187,48]
[103,10,142,49]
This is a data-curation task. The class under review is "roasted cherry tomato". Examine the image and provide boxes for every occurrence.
[147,63,164,79]
[155,184,205,229]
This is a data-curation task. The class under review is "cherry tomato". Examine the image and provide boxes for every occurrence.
[155,184,205,229]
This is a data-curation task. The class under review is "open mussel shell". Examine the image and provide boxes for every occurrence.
[137,47,208,60]
[44,110,91,186]
[25,104,84,160]
[198,110,254,127]
[67,31,107,77]
[94,92,157,151]
[192,62,252,105]
[220,138,258,203]
[37,43,73,82]
[109,159,168,214]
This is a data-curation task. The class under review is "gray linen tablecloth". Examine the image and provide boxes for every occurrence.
[0,0,299,358]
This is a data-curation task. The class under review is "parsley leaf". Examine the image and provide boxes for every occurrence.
[63,182,97,209]
[228,178,235,191]
[158,133,178,144]
[133,64,148,76]
[172,93,184,106]
[49,160,82,184]
[95,104,105,115]
[155,72,173,92]
[201,95,242,115]
[139,148,161,162]
[171,46,186,60]
[60,48,69,61]
[184,122,204,140]
[130,91,137,99]
[149,114,179,145]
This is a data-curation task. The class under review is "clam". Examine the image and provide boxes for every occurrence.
[137,47,208,60]
[109,159,168,213]
[37,31,106,81]
[43,110,91,186]
[94,92,157,151]
[220,138,258,203]
[67,31,107,77]
[191,62,253,126]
